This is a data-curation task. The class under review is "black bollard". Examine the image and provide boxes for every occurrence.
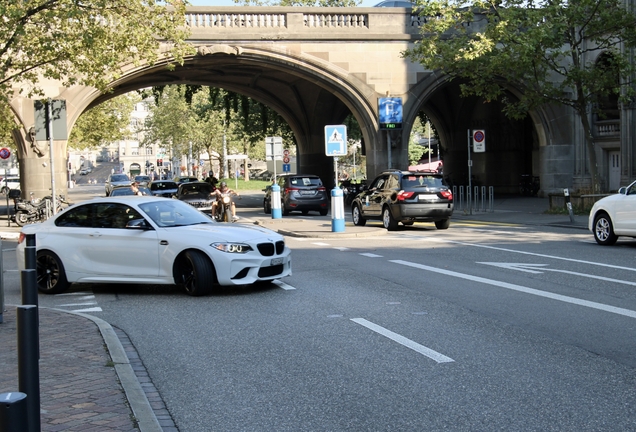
[20,270,38,309]
[24,234,36,271]
[0,392,28,432]
[17,305,40,432]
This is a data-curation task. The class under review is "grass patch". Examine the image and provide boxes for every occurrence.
[216,178,272,191]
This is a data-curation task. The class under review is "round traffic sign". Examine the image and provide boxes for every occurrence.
[473,130,485,142]
[283,149,290,156]
[283,156,290,164]
[0,148,10,159]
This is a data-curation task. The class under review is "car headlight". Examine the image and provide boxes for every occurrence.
[211,242,253,253]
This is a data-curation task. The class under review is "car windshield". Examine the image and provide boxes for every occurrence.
[402,175,444,189]
[290,177,322,187]
[150,182,177,191]
[139,200,214,228]
[179,183,213,196]
[111,175,129,182]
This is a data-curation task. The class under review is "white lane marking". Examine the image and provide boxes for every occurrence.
[351,318,454,364]
[312,242,330,246]
[58,302,98,307]
[334,247,350,251]
[72,307,103,313]
[272,280,296,290]
[391,260,636,319]
[56,292,94,296]
[479,262,636,286]
[360,253,383,258]
[431,238,636,272]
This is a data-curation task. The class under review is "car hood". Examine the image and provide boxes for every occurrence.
[591,193,622,211]
[163,223,282,242]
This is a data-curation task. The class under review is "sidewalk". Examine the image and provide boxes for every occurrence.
[0,193,589,431]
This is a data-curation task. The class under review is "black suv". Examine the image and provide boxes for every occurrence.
[351,170,453,230]
[264,174,329,216]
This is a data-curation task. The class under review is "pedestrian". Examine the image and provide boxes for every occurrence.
[131,181,143,196]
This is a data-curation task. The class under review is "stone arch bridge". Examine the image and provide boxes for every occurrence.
[9,6,634,198]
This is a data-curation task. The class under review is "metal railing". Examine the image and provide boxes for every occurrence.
[452,185,494,213]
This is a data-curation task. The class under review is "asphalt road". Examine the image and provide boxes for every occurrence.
[4,186,636,430]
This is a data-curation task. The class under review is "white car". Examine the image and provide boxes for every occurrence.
[1,176,20,194]
[17,196,292,296]
[588,180,636,245]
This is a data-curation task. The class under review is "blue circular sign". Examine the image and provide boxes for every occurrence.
[473,131,485,142]
[0,147,10,159]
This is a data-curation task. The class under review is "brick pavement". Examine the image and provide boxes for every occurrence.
[0,307,138,431]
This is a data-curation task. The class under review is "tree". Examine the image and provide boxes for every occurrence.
[0,1,193,135]
[404,0,636,192]
[68,93,140,151]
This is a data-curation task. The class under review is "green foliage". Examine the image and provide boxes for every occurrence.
[0,0,194,137]
[68,93,140,150]
[404,0,636,191]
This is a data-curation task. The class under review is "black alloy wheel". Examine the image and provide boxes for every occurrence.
[36,250,69,294]
[175,250,215,296]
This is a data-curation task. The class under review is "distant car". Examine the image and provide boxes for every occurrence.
[148,180,179,198]
[263,173,329,216]
[173,176,199,185]
[588,179,636,245]
[109,185,152,196]
[105,174,131,196]
[175,182,216,213]
[134,175,152,186]
[351,170,454,231]
[1,176,20,195]
[16,196,292,296]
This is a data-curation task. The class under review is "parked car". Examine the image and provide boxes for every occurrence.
[588,179,636,245]
[134,175,152,186]
[16,196,292,296]
[263,173,329,216]
[173,176,199,185]
[109,185,152,196]
[351,170,453,231]
[105,174,131,196]
[148,180,179,198]
[1,176,20,195]
[175,181,216,213]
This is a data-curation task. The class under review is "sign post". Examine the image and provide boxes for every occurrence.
[325,125,347,233]
[266,137,283,219]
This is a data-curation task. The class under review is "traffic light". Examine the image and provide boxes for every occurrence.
[157,159,162,167]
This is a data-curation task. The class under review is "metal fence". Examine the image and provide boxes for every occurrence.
[452,185,494,213]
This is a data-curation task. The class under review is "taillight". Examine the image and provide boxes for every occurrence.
[18,232,25,244]
[318,187,326,191]
[284,187,299,194]
[440,190,453,200]
[397,191,415,201]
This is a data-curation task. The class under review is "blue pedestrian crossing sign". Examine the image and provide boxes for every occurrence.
[325,125,347,156]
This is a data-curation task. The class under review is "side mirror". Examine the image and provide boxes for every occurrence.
[619,187,627,195]
[126,218,152,230]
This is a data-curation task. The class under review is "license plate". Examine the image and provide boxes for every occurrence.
[271,257,284,265]
[418,194,438,200]
[300,190,315,196]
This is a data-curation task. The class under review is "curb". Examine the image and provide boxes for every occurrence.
[49,308,162,432]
